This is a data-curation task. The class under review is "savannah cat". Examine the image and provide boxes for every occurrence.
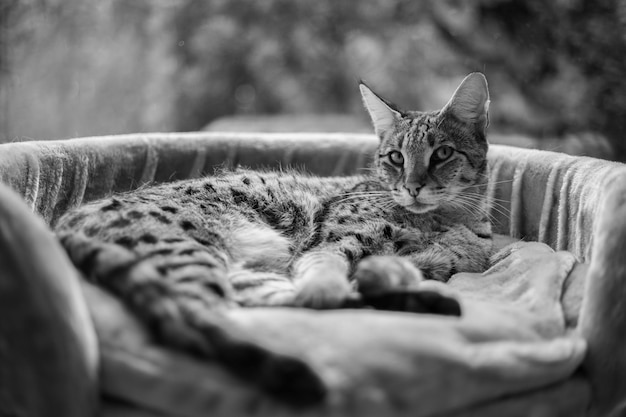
[55,72,493,404]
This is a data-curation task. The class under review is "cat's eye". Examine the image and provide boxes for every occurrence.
[432,145,454,162]
[388,151,404,166]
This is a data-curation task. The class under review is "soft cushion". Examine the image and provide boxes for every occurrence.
[89,241,588,417]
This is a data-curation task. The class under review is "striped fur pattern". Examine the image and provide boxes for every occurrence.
[54,73,493,404]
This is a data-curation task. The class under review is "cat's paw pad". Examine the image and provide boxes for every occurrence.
[353,255,424,296]
[293,273,352,309]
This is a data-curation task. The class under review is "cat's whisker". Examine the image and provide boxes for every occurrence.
[338,192,390,198]
[372,202,394,212]
[461,191,510,204]
[460,198,510,221]
[368,195,396,206]
[450,194,507,223]
[340,191,388,196]
[489,206,511,220]
[452,197,487,214]
[458,194,510,216]
[457,190,511,206]
[447,200,480,220]
[367,195,398,212]
[333,191,392,205]
[489,197,511,204]
[484,198,510,212]
[464,178,514,188]
[453,194,499,214]
[334,195,391,205]
[378,203,398,212]
[478,171,513,182]
[338,190,391,196]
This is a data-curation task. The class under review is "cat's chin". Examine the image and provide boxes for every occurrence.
[403,202,438,214]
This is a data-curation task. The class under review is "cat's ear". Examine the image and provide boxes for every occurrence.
[441,73,490,131]
[359,81,402,138]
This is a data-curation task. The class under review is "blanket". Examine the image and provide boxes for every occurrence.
[90,240,587,417]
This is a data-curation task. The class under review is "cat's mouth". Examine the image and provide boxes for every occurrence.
[392,191,440,213]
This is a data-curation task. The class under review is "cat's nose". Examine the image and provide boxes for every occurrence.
[404,182,423,197]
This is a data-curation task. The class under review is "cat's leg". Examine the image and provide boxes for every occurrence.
[58,232,325,405]
[229,269,296,306]
[290,231,421,309]
[410,228,491,282]
[347,225,490,315]
[291,250,353,309]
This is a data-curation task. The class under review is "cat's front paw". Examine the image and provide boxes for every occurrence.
[353,256,461,316]
[353,255,424,296]
[293,272,352,309]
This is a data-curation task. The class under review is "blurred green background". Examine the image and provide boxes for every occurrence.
[1,0,625,159]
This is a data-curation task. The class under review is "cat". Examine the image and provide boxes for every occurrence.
[54,72,493,405]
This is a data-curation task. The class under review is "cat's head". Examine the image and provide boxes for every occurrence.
[360,73,490,214]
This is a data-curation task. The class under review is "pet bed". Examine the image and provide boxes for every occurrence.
[1,132,625,416]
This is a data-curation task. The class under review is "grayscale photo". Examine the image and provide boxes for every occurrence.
[1,2,625,416]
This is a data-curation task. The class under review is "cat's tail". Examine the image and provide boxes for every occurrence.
[57,231,326,406]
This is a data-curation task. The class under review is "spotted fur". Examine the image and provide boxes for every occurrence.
[54,72,493,405]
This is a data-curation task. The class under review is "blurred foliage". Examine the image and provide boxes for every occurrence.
[429,0,626,158]
[1,0,625,159]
